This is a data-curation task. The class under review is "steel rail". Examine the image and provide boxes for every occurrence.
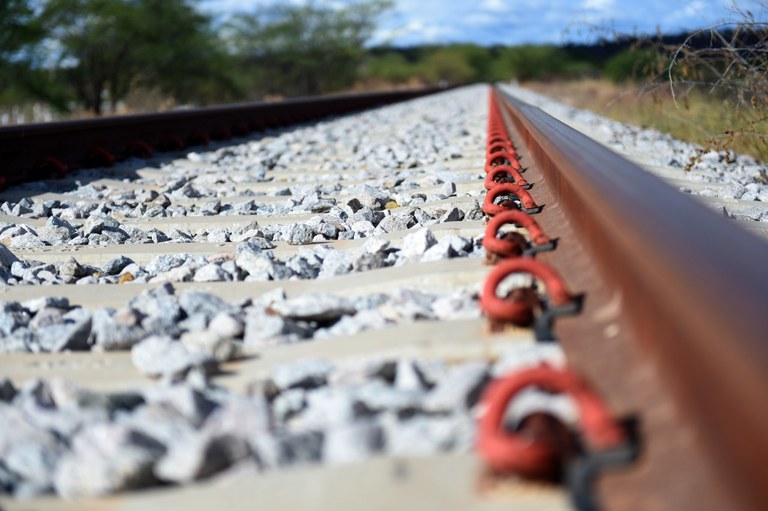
[0,87,445,185]
[494,86,768,510]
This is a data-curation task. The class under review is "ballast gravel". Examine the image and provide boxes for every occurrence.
[0,342,566,499]
[0,85,521,500]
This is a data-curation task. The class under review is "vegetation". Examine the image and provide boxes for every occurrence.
[226,1,392,98]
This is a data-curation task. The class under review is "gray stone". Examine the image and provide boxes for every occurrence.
[352,251,387,271]
[376,212,415,233]
[155,432,250,483]
[400,228,437,260]
[243,308,307,347]
[395,359,429,392]
[271,294,355,322]
[354,379,422,415]
[48,379,144,415]
[286,255,319,279]
[180,330,240,362]
[193,263,230,282]
[83,215,121,236]
[22,296,69,314]
[272,388,306,423]
[423,362,489,413]
[293,386,357,430]
[421,238,458,262]
[720,183,747,199]
[53,423,165,498]
[36,317,92,352]
[383,415,465,456]
[58,257,87,283]
[438,207,464,223]
[466,199,484,220]
[236,249,275,280]
[271,359,334,391]
[146,254,187,275]
[0,244,20,268]
[178,292,234,323]
[238,238,275,251]
[208,312,244,339]
[323,421,383,465]
[4,439,64,494]
[317,250,352,278]
[283,223,314,245]
[90,308,148,351]
[131,336,215,379]
[143,385,217,427]
[104,255,134,275]
[272,430,323,466]
[728,206,766,222]
[0,378,17,401]
[439,181,457,197]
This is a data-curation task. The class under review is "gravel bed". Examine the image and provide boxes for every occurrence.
[0,85,540,500]
[501,84,768,222]
[0,227,484,287]
[0,86,486,250]
[0,282,481,356]
[0,343,566,499]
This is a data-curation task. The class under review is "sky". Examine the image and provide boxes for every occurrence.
[200,0,768,46]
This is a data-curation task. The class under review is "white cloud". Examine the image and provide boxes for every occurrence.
[582,0,614,10]
[201,0,768,46]
[478,0,510,12]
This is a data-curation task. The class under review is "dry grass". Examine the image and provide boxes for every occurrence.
[525,79,768,164]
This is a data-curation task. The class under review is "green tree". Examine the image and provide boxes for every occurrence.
[603,48,658,83]
[0,0,45,101]
[42,0,236,114]
[491,45,592,82]
[228,0,392,97]
[419,47,475,85]
[364,52,415,84]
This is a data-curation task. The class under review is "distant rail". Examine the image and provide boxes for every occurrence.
[0,87,445,187]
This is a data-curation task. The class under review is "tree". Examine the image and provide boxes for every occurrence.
[419,47,475,85]
[42,0,236,114]
[0,0,45,99]
[227,0,392,98]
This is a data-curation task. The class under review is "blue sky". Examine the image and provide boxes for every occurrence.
[200,0,767,46]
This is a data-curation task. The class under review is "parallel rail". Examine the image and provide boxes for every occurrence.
[493,86,768,510]
[0,87,444,186]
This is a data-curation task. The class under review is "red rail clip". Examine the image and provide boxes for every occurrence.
[481,257,572,326]
[483,210,552,260]
[482,182,539,216]
[34,156,68,178]
[84,147,116,167]
[126,140,154,158]
[477,365,628,477]
[485,164,528,189]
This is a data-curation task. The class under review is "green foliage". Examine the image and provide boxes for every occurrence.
[41,0,237,114]
[603,48,658,83]
[227,0,392,97]
[364,53,416,84]
[491,45,594,82]
[418,47,476,85]
[0,0,46,102]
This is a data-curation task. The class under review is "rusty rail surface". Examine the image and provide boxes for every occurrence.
[0,87,444,186]
[493,86,768,510]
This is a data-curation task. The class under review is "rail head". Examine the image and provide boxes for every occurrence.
[0,87,447,182]
[494,86,768,510]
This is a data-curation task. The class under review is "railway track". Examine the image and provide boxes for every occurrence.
[0,84,767,511]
